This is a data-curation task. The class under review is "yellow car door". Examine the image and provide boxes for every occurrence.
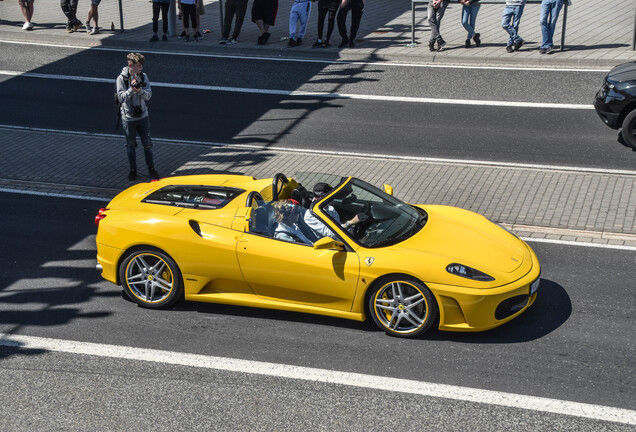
[236,232,360,312]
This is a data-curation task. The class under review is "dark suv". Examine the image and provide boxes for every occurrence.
[594,61,636,150]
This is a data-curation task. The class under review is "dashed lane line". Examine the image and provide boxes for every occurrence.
[0,334,634,426]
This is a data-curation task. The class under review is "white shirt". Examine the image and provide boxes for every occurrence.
[304,204,340,239]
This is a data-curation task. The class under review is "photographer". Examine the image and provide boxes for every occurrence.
[116,52,159,181]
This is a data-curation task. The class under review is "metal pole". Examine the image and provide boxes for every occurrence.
[560,0,567,52]
[412,0,416,46]
[167,0,177,36]
[219,0,224,34]
[118,0,124,32]
[632,2,636,50]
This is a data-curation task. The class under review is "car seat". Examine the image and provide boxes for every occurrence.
[250,203,274,236]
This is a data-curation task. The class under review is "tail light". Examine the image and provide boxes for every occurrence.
[95,208,108,226]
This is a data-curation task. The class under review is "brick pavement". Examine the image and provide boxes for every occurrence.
[1,0,635,67]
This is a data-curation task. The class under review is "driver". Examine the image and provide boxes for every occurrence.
[304,183,360,239]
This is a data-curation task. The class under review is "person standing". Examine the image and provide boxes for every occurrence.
[539,0,564,54]
[288,0,312,46]
[220,0,248,43]
[18,0,35,30]
[460,0,480,48]
[178,0,200,42]
[337,0,364,48]
[85,0,100,35]
[61,0,82,33]
[252,0,278,45]
[150,0,170,42]
[502,0,526,53]
[427,0,449,52]
[116,53,159,181]
[312,0,339,48]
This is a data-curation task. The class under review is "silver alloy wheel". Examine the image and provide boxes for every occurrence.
[373,281,429,335]
[125,253,174,304]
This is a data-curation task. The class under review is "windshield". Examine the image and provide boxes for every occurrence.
[320,178,427,248]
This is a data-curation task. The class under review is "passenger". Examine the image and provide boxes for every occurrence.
[304,183,359,239]
[272,200,312,244]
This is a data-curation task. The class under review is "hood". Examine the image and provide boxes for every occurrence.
[608,62,636,83]
[399,206,526,274]
[120,66,130,78]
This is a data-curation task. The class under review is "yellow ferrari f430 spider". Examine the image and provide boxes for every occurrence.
[95,173,540,338]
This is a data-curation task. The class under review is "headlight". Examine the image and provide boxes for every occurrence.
[446,263,495,282]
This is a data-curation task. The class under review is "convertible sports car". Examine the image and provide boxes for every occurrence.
[95,173,541,338]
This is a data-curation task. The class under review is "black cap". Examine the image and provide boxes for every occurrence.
[313,182,332,198]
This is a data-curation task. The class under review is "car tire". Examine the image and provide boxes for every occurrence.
[119,248,183,309]
[367,276,438,338]
[621,109,636,149]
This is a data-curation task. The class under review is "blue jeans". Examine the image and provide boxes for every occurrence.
[501,4,524,46]
[540,0,563,49]
[122,116,155,171]
[461,5,480,39]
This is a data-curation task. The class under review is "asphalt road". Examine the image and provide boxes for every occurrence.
[0,193,634,430]
[1,42,633,170]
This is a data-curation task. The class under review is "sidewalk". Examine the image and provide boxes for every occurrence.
[1,127,635,247]
[1,0,635,68]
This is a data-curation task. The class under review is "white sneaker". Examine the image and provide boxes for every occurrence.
[22,22,30,30]
[85,21,91,32]
[27,22,34,30]
[90,27,99,35]
[228,38,237,44]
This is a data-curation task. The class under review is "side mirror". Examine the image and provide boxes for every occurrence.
[313,237,345,251]
[383,184,393,196]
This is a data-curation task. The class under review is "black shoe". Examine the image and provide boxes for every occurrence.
[179,30,186,38]
[148,168,159,180]
[162,34,168,41]
[185,35,191,42]
[312,40,323,48]
[539,47,547,54]
[473,32,481,47]
[514,39,524,51]
[338,38,349,48]
[149,34,159,42]
[195,31,203,39]
[296,37,302,46]
[287,38,296,47]
[257,34,264,45]
[324,40,330,48]
[437,38,446,52]
[506,45,514,53]
[465,38,471,48]
[128,169,137,181]
[348,39,355,48]
[429,40,435,52]
[262,32,271,44]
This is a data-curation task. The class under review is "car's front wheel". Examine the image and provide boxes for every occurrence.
[119,248,183,309]
[368,277,438,338]
[621,109,636,149]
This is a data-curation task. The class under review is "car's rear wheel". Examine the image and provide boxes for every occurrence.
[368,277,437,338]
[119,248,182,309]
[621,109,636,149]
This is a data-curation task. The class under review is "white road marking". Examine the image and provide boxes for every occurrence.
[0,39,611,73]
[3,124,632,176]
[0,69,593,110]
[0,333,634,425]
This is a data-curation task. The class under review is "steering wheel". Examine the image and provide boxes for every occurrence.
[272,173,289,201]
[245,191,264,207]
[352,203,373,239]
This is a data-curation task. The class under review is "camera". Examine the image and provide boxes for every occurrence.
[131,106,143,117]
[131,75,142,89]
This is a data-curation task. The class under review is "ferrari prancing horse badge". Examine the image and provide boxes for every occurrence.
[365,257,375,267]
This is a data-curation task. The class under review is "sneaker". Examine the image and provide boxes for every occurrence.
[506,45,514,53]
[514,39,524,51]
[539,47,546,54]
[73,20,82,31]
[148,168,159,180]
[90,26,99,35]
[287,38,296,47]
[545,46,553,54]
[128,169,137,181]
[348,39,354,48]
[179,30,186,38]
[262,32,271,44]
[162,34,168,41]
[27,22,34,30]
[312,39,323,48]
[465,38,471,48]
[66,24,74,33]
[437,38,446,52]
[429,40,435,52]
[473,32,481,47]
[149,34,159,42]
[338,38,349,48]
[296,37,302,46]
[228,38,237,44]
[85,21,91,33]
[219,37,228,44]
[194,35,200,42]
[195,31,203,39]
[22,22,30,30]
[324,40,331,48]
[257,34,264,45]
[185,35,191,42]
